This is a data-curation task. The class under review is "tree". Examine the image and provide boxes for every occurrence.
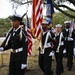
[53,10,74,28]
[0,17,11,36]
[53,0,75,19]
[10,0,75,19]
[0,10,74,36]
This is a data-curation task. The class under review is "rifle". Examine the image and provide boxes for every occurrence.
[22,10,28,18]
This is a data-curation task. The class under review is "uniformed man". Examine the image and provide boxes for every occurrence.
[55,24,65,75]
[38,20,55,75]
[0,14,28,75]
[62,21,75,71]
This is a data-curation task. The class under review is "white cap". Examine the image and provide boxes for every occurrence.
[64,20,71,24]
[56,24,62,28]
[10,14,22,21]
[13,14,22,18]
[42,20,49,25]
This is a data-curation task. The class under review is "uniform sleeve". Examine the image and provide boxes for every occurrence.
[3,41,11,51]
[51,31,55,38]
[0,34,11,51]
[50,31,57,51]
[62,29,68,41]
[21,30,28,64]
[0,28,13,50]
[72,29,75,41]
[50,31,55,41]
[62,29,66,37]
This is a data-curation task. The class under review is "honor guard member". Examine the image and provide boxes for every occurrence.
[38,20,55,75]
[62,21,75,71]
[55,24,65,75]
[0,14,28,75]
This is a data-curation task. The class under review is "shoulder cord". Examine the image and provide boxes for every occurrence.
[20,28,28,42]
[44,31,51,48]
[56,32,63,52]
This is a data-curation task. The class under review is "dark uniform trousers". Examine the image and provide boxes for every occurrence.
[54,32,65,75]
[62,29,75,69]
[65,41,74,69]
[9,52,25,75]
[55,45,64,75]
[1,28,28,75]
[38,31,55,75]
[39,48,53,75]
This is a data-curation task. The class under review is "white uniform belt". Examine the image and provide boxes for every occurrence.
[59,41,64,45]
[11,47,23,53]
[44,43,51,48]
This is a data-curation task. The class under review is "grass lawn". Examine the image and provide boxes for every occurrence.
[0,38,75,75]
[0,50,75,75]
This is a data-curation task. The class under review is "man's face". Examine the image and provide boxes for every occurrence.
[11,20,20,28]
[42,24,47,30]
[56,27,62,33]
[65,23,70,29]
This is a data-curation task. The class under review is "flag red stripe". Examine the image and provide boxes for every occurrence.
[26,15,32,55]
[31,0,43,40]
[36,27,41,38]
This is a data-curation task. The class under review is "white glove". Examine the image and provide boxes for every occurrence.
[49,51,54,56]
[21,64,27,69]
[68,37,73,41]
[63,49,66,54]
[56,46,60,53]
[0,47,4,51]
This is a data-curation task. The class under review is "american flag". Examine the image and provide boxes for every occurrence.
[26,14,32,55]
[31,0,43,40]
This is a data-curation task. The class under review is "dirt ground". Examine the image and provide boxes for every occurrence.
[0,51,75,75]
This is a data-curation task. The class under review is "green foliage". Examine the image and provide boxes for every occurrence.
[53,10,74,28]
[0,17,11,36]
[0,10,75,36]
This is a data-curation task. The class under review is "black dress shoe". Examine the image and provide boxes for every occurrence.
[51,71,53,75]
[56,73,60,75]
[25,68,31,72]
[68,68,72,71]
